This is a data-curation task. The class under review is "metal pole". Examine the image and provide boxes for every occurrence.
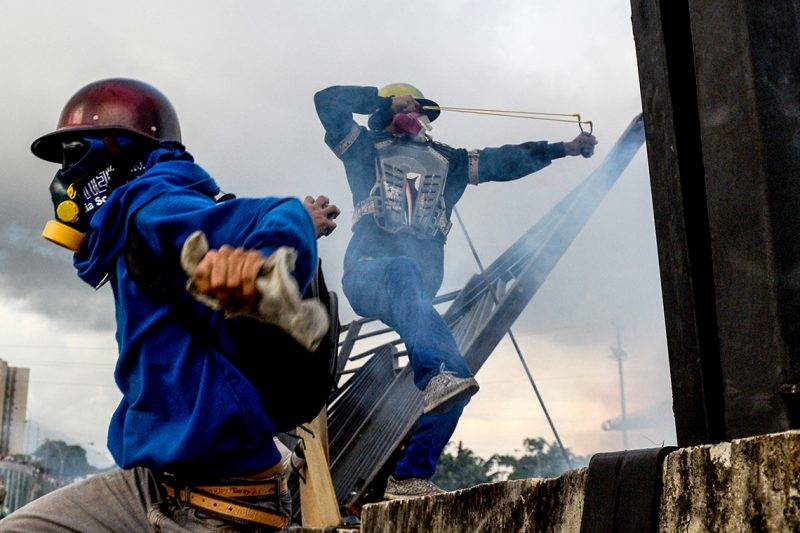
[453,207,573,468]
[54,444,64,481]
[612,325,629,449]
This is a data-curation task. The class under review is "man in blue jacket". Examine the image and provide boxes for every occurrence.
[315,83,597,499]
[3,78,339,531]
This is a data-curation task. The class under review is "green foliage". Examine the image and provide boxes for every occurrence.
[433,437,590,491]
[33,440,95,481]
[432,441,500,491]
[492,437,589,480]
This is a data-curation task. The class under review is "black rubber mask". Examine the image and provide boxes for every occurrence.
[43,136,146,251]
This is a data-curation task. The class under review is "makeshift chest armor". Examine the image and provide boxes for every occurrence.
[354,138,452,239]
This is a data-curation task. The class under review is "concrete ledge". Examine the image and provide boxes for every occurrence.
[358,431,800,532]
[361,468,586,533]
[660,430,800,531]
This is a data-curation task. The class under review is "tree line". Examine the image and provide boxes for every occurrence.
[431,437,589,491]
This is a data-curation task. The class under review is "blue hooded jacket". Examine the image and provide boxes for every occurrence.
[74,145,318,478]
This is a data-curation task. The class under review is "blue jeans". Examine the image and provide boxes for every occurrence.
[393,398,468,479]
[343,256,473,479]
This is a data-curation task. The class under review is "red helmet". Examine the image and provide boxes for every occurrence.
[32,78,181,163]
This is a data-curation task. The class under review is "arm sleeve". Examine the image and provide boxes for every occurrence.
[135,192,318,293]
[469,141,567,185]
[313,85,392,157]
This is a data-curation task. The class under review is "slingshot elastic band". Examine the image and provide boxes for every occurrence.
[422,105,594,134]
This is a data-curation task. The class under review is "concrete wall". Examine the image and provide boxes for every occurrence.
[359,431,800,532]
[361,469,585,533]
[660,430,800,532]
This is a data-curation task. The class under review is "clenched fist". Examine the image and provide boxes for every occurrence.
[564,133,598,158]
[303,195,340,237]
[191,245,266,312]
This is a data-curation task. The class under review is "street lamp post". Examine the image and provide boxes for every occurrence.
[611,325,629,449]
[57,446,63,480]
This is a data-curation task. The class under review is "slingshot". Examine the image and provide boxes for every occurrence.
[422,105,594,135]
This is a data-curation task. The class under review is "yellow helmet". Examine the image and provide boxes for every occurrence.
[378,83,440,122]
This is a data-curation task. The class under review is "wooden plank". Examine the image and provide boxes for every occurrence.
[298,410,341,528]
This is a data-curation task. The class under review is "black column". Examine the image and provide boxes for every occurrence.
[631,0,800,445]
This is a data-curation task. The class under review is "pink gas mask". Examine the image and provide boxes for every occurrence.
[388,112,432,140]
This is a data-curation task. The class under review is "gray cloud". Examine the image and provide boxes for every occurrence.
[0,228,115,331]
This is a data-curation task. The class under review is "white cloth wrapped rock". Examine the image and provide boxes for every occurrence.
[180,231,329,351]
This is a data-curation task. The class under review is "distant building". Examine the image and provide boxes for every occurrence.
[0,361,29,456]
[0,461,45,513]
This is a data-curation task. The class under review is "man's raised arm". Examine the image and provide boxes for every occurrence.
[314,86,392,155]
[467,133,597,185]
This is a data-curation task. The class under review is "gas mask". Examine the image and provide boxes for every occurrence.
[388,112,432,142]
[42,136,147,251]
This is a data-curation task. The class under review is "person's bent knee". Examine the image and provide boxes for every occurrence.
[342,266,374,316]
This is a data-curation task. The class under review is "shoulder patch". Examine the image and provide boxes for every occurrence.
[332,124,362,157]
[467,150,480,185]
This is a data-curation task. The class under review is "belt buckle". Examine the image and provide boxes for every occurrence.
[180,485,192,505]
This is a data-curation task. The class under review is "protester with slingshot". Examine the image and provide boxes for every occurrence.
[314,83,597,499]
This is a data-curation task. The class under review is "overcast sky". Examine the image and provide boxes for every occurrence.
[0,1,673,466]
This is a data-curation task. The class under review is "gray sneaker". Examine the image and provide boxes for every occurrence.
[384,476,445,500]
[422,367,479,414]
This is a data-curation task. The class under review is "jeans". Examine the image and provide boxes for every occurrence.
[393,398,469,480]
[343,256,472,389]
[343,256,473,480]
